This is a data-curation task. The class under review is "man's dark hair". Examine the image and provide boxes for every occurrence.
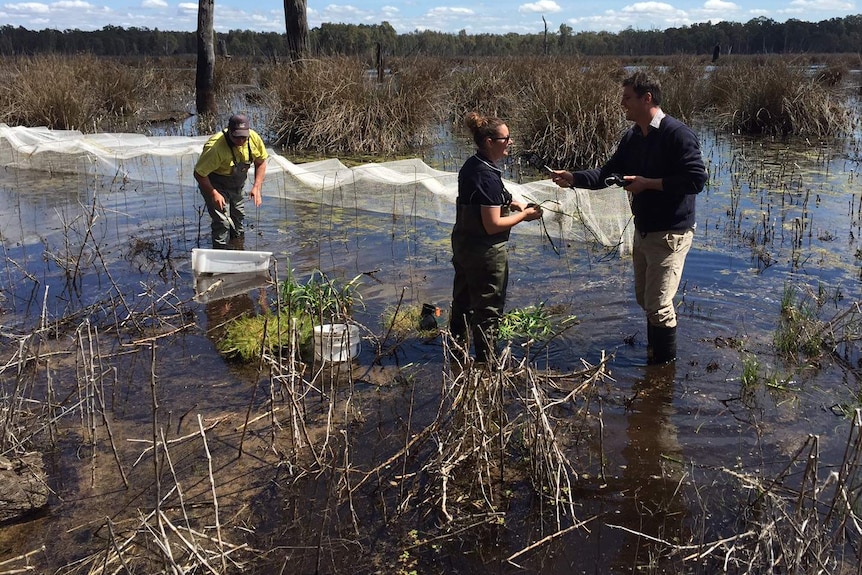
[623,71,662,106]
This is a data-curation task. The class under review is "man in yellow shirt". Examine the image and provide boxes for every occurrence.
[194,114,269,249]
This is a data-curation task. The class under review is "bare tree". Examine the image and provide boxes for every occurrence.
[196,0,216,115]
[284,0,309,62]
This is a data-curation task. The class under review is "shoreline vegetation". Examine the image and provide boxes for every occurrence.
[0,54,861,573]
[0,53,856,166]
[4,17,862,58]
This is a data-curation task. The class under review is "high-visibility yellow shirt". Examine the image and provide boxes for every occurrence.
[194,130,268,177]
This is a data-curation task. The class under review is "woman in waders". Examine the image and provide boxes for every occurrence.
[450,112,543,363]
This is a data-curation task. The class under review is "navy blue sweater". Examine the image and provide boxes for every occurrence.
[573,114,707,233]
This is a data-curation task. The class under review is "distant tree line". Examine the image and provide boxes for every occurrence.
[2,15,862,59]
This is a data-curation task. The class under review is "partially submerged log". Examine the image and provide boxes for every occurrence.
[0,453,49,523]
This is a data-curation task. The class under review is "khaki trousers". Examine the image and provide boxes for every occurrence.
[632,229,693,329]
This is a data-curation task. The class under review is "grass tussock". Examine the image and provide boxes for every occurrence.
[513,56,627,169]
[775,283,828,361]
[218,310,311,361]
[381,302,440,339]
[264,57,448,155]
[0,54,167,130]
[707,56,849,137]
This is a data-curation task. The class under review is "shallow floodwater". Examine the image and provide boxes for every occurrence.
[0,129,861,573]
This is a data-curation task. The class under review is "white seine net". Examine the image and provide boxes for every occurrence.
[0,124,633,253]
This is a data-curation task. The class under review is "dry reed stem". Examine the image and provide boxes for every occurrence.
[506,514,601,565]
[197,413,226,573]
[128,418,222,466]
[0,544,46,574]
[159,427,196,550]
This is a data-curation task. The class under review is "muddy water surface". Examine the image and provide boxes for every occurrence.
[0,130,860,573]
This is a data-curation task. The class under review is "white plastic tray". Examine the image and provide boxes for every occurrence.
[191,248,272,274]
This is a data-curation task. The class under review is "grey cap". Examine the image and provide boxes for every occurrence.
[228,114,250,137]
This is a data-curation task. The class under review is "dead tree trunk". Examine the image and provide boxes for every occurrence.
[543,16,548,56]
[195,0,216,115]
[284,0,309,63]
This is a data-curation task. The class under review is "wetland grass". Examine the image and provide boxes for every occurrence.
[706,56,850,137]
[262,56,448,155]
[0,54,173,131]
[1,53,851,163]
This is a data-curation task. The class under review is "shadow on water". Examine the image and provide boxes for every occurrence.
[1,129,862,573]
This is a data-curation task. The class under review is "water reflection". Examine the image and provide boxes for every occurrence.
[193,271,271,304]
[610,362,687,572]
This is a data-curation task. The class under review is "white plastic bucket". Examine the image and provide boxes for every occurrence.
[313,324,360,362]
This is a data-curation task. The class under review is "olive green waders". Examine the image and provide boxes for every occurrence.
[450,236,509,362]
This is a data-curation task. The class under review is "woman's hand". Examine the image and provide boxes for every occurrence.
[522,204,543,221]
[510,200,543,221]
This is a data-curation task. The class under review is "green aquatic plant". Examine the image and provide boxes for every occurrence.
[219,266,365,362]
[381,303,439,338]
[741,353,760,388]
[774,284,824,360]
[218,311,313,361]
[280,267,364,323]
[499,303,575,341]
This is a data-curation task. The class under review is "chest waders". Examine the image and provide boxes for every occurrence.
[450,202,512,363]
[204,134,253,248]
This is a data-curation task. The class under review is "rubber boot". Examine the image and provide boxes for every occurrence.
[647,322,655,364]
[648,325,677,365]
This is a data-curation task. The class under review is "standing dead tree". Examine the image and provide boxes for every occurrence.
[196,0,216,116]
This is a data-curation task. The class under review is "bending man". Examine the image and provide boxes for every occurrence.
[194,114,268,249]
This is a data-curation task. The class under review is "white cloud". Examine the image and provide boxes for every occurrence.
[141,0,167,8]
[519,0,562,14]
[703,0,739,11]
[426,6,475,16]
[323,3,367,17]
[53,0,93,7]
[5,2,51,13]
[788,0,854,9]
[692,0,740,20]
[621,2,683,15]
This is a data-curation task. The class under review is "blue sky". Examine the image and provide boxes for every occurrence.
[0,0,857,35]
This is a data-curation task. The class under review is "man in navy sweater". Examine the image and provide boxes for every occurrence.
[552,71,707,364]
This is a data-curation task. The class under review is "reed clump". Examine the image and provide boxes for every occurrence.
[444,57,523,124]
[513,56,627,169]
[653,57,710,125]
[213,55,259,92]
[0,54,165,130]
[707,56,849,137]
[264,57,448,154]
